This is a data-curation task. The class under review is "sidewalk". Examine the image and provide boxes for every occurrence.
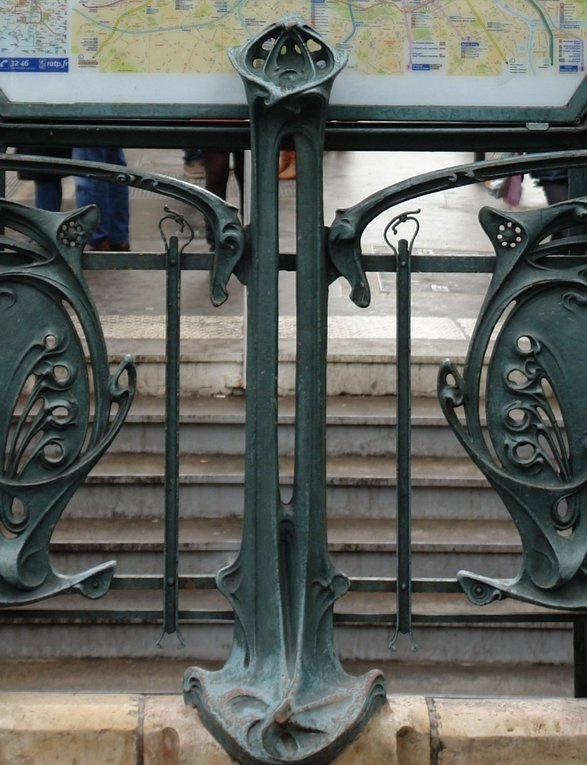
[8,149,548,363]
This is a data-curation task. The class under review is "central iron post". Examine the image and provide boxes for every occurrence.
[184,20,385,765]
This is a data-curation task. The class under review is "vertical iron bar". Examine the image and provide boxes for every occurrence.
[162,234,181,639]
[394,238,413,642]
[0,144,5,239]
[574,621,587,698]
[0,144,6,198]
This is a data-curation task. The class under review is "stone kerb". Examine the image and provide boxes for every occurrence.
[0,693,586,764]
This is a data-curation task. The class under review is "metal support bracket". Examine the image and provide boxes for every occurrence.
[183,19,386,765]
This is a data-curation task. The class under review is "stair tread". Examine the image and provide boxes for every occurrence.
[52,516,520,552]
[115,393,451,424]
[88,452,487,485]
[0,658,570,696]
[4,588,570,620]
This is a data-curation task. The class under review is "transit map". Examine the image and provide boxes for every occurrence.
[1,1,585,110]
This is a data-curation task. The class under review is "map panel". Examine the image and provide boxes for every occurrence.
[0,1,585,112]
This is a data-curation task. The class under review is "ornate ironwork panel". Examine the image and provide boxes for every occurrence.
[438,199,587,609]
[0,200,135,604]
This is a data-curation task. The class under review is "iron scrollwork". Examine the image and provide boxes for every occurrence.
[438,198,587,609]
[0,200,136,604]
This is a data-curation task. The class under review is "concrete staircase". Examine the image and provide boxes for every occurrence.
[1,348,574,698]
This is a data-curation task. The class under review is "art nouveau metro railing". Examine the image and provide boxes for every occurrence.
[2,147,587,758]
[2,20,587,765]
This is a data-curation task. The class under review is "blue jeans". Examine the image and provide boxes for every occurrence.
[35,179,62,212]
[73,148,130,247]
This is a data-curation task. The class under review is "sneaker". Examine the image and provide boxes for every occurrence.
[183,160,205,180]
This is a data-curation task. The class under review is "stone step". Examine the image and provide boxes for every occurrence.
[71,452,506,521]
[51,517,521,579]
[108,394,471,458]
[0,590,572,665]
[104,342,470,397]
[0,657,571,698]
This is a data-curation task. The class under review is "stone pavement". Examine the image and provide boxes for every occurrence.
[7,148,549,360]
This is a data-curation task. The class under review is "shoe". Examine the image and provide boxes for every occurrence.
[86,238,110,251]
[278,151,296,181]
[183,160,205,180]
[278,151,292,174]
[110,243,131,252]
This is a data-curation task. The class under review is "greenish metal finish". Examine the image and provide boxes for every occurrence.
[385,214,420,652]
[438,199,587,610]
[329,151,587,308]
[2,120,587,155]
[183,20,385,765]
[0,200,135,604]
[159,211,194,644]
[0,154,245,307]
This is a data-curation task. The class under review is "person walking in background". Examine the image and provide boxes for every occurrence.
[183,148,205,180]
[530,168,569,206]
[72,147,130,251]
[203,150,244,248]
[16,146,72,212]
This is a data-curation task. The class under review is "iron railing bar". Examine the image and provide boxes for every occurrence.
[573,622,587,698]
[161,233,182,640]
[392,235,413,646]
[109,576,464,594]
[347,578,464,594]
[79,252,587,273]
[0,611,581,625]
[411,613,584,625]
[2,119,586,153]
[108,575,453,592]
[361,254,495,273]
[81,253,215,270]
[110,575,218,589]
[0,610,234,622]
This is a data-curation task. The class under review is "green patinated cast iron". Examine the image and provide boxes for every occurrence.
[183,19,385,765]
[329,151,587,309]
[438,199,587,609]
[0,159,245,619]
[0,200,135,603]
[0,154,245,307]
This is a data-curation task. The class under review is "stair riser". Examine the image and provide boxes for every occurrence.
[122,359,449,398]
[69,484,510,520]
[0,622,571,664]
[110,422,470,458]
[52,549,521,580]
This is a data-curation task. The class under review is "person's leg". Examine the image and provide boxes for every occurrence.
[183,148,205,179]
[203,151,231,199]
[105,149,130,249]
[232,151,244,215]
[538,180,569,240]
[203,151,231,246]
[184,148,202,164]
[542,181,569,206]
[35,178,62,212]
[72,147,111,248]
